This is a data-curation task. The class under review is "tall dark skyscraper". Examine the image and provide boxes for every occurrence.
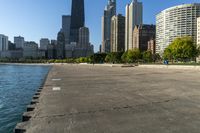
[70,0,85,43]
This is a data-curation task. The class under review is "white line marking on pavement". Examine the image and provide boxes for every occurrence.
[52,79,62,81]
[52,87,61,91]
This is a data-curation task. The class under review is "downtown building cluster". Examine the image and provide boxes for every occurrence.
[0,0,93,59]
[0,35,57,59]
[60,0,93,58]
[101,0,200,58]
[101,0,156,54]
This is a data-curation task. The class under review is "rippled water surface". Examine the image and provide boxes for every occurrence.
[0,64,50,133]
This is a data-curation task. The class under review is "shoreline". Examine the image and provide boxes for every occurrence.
[1,62,200,71]
[0,65,51,133]
[0,62,53,66]
[14,66,52,133]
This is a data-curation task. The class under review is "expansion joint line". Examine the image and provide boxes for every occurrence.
[32,98,177,119]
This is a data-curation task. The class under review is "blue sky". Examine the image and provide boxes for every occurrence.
[0,0,199,52]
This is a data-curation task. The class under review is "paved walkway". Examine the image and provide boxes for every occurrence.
[16,64,200,133]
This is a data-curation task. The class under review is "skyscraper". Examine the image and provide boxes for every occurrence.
[63,0,93,58]
[71,27,93,57]
[0,34,8,51]
[132,24,155,52]
[40,38,50,50]
[14,36,24,49]
[79,27,90,48]
[125,0,143,51]
[110,14,125,52]
[70,0,85,43]
[62,15,71,44]
[23,41,38,58]
[102,0,116,53]
[56,30,65,59]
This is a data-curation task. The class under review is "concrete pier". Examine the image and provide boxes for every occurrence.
[15,64,200,133]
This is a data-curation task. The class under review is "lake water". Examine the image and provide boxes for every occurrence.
[0,64,50,133]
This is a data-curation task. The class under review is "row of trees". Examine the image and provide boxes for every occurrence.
[0,50,159,64]
[104,50,161,64]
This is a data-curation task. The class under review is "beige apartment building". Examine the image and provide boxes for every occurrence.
[125,0,143,51]
[110,14,125,52]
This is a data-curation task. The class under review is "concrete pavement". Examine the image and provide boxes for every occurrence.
[15,64,200,133]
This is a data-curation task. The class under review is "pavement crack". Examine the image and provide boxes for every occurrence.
[32,98,177,120]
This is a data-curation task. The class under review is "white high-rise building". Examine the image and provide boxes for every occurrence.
[197,17,200,47]
[125,0,143,51]
[0,34,8,51]
[14,36,24,49]
[197,17,200,62]
[156,3,200,54]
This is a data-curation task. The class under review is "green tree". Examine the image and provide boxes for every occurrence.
[153,53,162,63]
[121,51,128,63]
[163,36,198,62]
[127,49,141,63]
[115,52,124,63]
[90,53,107,64]
[105,53,112,63]
[78,57,88,63]
[105,52,123,63]
[163,47,173,60]
[121,49,141,63]
[142,51,153,62]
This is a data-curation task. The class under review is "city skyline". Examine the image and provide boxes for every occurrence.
[0,0,200,52]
